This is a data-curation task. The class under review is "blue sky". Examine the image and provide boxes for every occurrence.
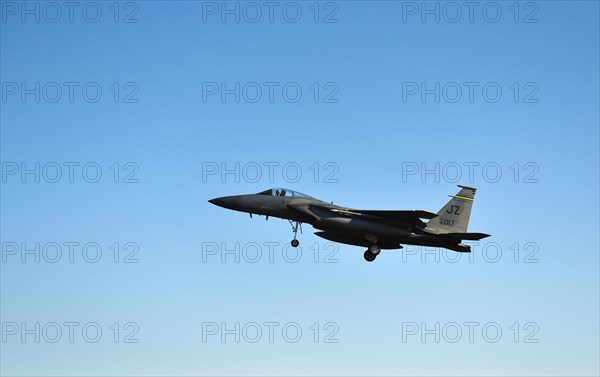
[1,1,599,376]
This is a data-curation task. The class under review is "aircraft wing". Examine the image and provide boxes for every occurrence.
[344,209,438,228]
[288,203,437,229]
[286,203,331,219]
[356,210,438,220]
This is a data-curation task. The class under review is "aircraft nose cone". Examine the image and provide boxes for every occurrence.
[208,195,242,210]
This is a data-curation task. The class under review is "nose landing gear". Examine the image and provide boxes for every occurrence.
[288,220,302,247]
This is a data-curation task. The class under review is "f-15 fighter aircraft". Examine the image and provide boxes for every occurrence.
[209,185,490,262]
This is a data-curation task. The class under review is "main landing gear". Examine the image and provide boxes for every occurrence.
[288,220,302,247]
[363,244,380,262]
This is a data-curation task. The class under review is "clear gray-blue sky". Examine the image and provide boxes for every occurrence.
[1,1,599,376]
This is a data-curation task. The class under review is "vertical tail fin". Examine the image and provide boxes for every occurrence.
[426,185,478,234]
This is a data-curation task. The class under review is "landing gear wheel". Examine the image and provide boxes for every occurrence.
[291,239,300,248]
[364,250,376,262]
[369,244,381,255]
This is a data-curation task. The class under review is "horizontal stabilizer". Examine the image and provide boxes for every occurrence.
[442,232,491,240]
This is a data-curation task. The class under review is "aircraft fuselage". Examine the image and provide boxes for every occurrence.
[209,187,490,262]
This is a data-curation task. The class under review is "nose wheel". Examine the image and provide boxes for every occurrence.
[364,244,380,262]
[288,220,302,247]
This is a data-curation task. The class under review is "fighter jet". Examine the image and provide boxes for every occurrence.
[208,185,490,262]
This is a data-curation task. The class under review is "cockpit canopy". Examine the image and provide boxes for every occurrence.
[257,188,313,198]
